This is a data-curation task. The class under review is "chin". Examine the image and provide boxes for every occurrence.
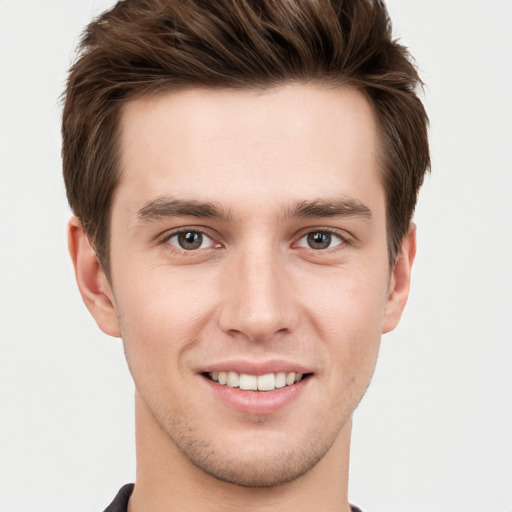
[188,444,328,487]
[165,420,341,488]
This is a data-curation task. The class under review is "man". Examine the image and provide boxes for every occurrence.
[63,0,429,510]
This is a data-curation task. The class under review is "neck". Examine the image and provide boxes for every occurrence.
[129,393,353,512]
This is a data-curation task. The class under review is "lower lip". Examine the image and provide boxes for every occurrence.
[202,375,311,415]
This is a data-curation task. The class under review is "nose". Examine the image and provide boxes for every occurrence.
[217,243,300,343]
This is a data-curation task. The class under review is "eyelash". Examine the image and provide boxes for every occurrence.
[163,229,348,253]
[294,229,348,251]
[160,227,351,254]
[162,229,219,253]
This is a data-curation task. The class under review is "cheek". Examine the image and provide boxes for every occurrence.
[304,268,388,378]
[306,264,388,332]
[112,266,217,376]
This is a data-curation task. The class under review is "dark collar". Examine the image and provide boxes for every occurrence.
[103,483,363,512]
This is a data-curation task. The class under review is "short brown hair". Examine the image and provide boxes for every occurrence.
[62,0,430,278]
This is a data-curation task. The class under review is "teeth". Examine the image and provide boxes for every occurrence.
[257,373,275,391]
[227,371,239,387]
[208,371,306,391]
[239,374,258,390]
[275,372,286,388]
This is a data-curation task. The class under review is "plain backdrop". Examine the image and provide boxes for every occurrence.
[0,1,511,511]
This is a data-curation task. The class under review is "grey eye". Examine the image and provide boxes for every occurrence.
[297,231,343,250]
[308,232,331,249]
[168,231,213,250]
[179,231,203,250]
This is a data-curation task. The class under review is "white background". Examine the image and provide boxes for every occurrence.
[0,1,510,511]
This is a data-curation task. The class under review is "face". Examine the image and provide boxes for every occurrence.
[87,84,411,486]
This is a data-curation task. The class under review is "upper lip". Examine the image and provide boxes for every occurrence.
[199,359,313,376]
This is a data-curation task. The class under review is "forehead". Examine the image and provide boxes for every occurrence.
[116,84,383,218]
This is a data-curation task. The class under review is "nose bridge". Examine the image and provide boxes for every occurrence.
[218,238,298,341]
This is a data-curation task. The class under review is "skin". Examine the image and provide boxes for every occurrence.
[69,84,415,512]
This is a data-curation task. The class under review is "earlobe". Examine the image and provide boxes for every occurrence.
[68,217,121,338]
[382,224,417,334]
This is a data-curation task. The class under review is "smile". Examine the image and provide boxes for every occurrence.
[207,371,305,391]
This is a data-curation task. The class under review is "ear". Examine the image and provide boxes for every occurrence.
[68,216,121,337]
[382,224,417,334]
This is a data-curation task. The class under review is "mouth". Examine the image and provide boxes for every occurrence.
[201,365,313,414]
[203,371,311,391]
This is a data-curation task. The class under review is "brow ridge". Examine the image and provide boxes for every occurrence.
[137,197,232,222]
[282,198,373,220]
[135,196,372,225]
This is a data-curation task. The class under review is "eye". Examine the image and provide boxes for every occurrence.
[296,231,344,250]
[166,230,215,251]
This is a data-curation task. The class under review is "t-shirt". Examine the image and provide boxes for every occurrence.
[103,483,364,511]
[103,484,133,512]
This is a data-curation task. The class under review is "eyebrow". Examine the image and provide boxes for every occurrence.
[135,196,372,224]
[136,197,232,223]
[282,198,373,221]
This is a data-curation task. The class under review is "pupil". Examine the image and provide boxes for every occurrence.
[308,232,331,249]
[179,231,202,250]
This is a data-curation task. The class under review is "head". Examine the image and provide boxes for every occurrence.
[63,0,429,280]
[63,0,429,491]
